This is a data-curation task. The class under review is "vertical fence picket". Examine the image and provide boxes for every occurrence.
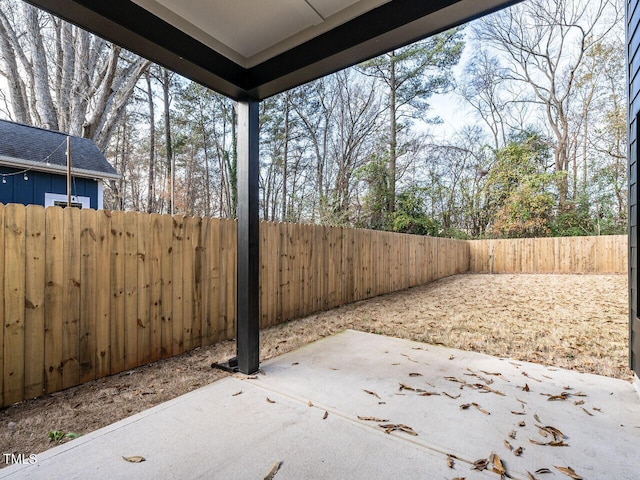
[62,207,81,389]
[123,212,138,370]
[79,208,97,384]
[171,215,184,355]
[148,214,162,361]
[44,207,63,394]
[4,204,26,404]
[197,217,209,346]
[110,210,125,374]
[24,206,45,399]
[159,213,173,358]
[95,210,111,377]
[182,216,195,352]
[137,213,151,365]
[207,218,220,344]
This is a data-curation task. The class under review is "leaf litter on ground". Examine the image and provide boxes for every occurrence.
[378,423,418,436]
[555,466,583,479]
[363,389,381,399]
[122,456,145,463]
[263,460,282,480]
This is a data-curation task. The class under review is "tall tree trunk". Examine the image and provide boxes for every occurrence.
[388,51,397,213]
[145,71,155,213]
[24,4,58,130]
[0,13,28,123]
[163,69,174,215]
[281,94,290,221]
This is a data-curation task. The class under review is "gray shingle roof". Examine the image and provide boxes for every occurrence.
[0,119,120,180]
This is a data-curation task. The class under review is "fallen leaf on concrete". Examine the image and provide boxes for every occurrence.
[504,439,513,451]
[516,398,528,404]
[555,466,583,479]
[445,376,466,384]
[536,425,565,440]
[460,403,471,410]
[547,392,569,401]
[490,452,506,475]
[514,446,524,456]
[526,472,537,480]
[443,392,461,399]
[519,421,526,427]
[535,468,552,474]
[593,407,602,412]
[447,455,455,468]
[534,414,542,423]
[266,397,276,404]
[122,456,145,463]
[418,391,440,397]
[232,391,243,396]
[263,460,282,480]
[378,423,418,436]
[530,439,569,447]
[522,384,531,392]
[400,354,418,363]
[470,383,505,396]
[308,400,313,407]
[574,400,585,406]
[322,411,328,420]
[581,407,594,416]
[472,458,488,471]
[522,372,542,382]
[358,416,389,422]
[363,389,381,399]
[400,382,427,392]
[409,372,422,377]
[472,402,490,415]
[511,410,526,415]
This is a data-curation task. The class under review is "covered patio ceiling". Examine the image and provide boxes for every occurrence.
[24,0,521,100]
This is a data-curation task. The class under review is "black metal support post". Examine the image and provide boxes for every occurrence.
[236,99,260,374]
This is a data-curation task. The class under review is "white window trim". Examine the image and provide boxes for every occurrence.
[97,180,104,210]
[44,192,91,209]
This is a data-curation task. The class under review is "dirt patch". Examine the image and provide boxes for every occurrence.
[0,273,631,464]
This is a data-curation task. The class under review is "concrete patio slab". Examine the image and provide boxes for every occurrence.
[1,330,638,479]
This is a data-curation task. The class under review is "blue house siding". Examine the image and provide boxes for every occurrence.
[0,167,99,209]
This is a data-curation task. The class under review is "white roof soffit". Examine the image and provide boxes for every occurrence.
[22,0,521,100]
[131,0,392,67]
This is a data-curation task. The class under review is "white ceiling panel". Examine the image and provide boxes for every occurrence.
[309,0,382,19]
[132,0,392,66]
[138,0,320,59]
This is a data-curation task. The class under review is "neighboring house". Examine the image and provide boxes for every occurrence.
[0,119,120,209]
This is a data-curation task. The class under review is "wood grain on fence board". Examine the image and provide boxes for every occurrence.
[4,204,25,404]
[25,206,45,399]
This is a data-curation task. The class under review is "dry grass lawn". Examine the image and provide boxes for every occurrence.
[0,273,631,465]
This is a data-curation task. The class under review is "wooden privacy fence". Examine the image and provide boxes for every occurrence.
[0,204,468,407]
[469,235,627,274]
